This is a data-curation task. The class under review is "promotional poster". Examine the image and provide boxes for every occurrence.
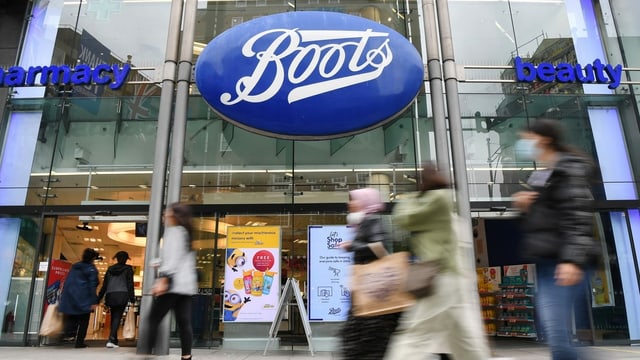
[223,226,281,322]
[307,225,354,321]
[45,259,71,311]
[477,266,502,293]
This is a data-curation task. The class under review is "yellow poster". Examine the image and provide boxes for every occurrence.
[591,268,613,307]
[224,226,281,322]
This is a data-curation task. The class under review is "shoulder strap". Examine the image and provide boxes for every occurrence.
[367,241,389,259]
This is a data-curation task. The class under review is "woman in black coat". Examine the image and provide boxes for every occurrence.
[512,118,598,360]
[58,248,100,348]
[97,250,135,348]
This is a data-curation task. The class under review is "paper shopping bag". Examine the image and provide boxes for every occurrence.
[39,303,63,336]
[122,309,136,340]
[350,251,416,317]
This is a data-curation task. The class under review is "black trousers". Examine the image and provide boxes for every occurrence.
[64,313,90,345]
[108,305,126,344]
[143,294,193,356]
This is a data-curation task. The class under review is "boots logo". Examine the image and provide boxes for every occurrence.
[195,11,423,140]
[219,28,393,105]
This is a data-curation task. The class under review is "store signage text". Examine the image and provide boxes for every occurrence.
[514,56,622,89]
[195,11,424,139]
[0,63,131,90]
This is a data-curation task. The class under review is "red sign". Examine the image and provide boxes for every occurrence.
[45,259,71,311]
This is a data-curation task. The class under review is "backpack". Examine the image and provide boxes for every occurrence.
[105,270,129,307]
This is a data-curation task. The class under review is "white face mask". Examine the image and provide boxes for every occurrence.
[346,211,366,225]
[514,139,540,161]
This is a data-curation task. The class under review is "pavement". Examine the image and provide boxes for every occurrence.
[2,341,640,360]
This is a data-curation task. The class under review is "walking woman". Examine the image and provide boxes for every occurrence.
[140,202,197,360]
[385,163,489,360]
[340,188,400,360]
[97,250,135,348]
[512,118,598,360]
[58,248,100,348]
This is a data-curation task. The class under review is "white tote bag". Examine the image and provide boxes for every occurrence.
[39,303,63,336]
[122,309,136,340]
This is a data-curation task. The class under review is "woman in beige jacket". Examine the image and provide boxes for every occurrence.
[385,163,489,360]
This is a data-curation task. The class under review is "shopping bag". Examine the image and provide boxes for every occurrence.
[406,260,441,298]
[122,309,136,340]
[350,251,416,317]
[39,303,63,336]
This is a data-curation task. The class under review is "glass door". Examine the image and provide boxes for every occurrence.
[48,216,146,345]
[589,210,640,344]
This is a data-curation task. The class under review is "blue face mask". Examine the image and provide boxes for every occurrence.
[514,139,539,161]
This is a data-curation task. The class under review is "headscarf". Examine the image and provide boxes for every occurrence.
[349,188,385,214]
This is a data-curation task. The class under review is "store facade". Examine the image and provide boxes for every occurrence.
[1,0,639,349]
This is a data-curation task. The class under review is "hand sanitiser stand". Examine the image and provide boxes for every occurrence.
[264,278,314,356]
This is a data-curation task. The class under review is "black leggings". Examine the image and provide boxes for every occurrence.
[64,313,90,345]
[108,305,126,344]
[145,294,193,356]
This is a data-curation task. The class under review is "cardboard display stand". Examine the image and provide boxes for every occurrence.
[264,278,314,356]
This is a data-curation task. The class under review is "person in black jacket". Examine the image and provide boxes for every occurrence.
[98,251,135,348]
[58,248,100,348]
[339,188,400,360]
[512,118,598,360]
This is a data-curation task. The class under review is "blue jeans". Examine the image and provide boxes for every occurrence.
[536,260,587,360]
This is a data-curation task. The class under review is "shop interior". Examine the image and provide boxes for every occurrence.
[49,212,344,345]
[5,208,626,347]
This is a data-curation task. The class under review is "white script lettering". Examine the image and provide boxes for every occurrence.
[219,29,392,105]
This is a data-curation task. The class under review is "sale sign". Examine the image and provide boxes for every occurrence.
[45,259,71,311]
[223,226,281,322]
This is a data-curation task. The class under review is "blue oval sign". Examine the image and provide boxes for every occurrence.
[195,11,424,139]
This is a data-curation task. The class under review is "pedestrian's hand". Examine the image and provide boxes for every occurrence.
[512,191,538,212]
[554,263,583,286]
[151,277,169,296]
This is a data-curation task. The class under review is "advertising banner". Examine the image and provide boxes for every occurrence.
[223,226,281,322]
[502,264,536,286]
[45,259,71,311]
[591,268,614,307]
[307,225,354,321]
[476,266,501,293]
[74,30,111,113]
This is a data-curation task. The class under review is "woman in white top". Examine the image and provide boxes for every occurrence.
[141,202,197,360]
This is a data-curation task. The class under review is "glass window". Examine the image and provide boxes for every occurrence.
[0,216,51,345]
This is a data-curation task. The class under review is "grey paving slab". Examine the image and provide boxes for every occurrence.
[1,344,640,359]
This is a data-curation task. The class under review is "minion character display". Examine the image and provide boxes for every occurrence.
[226,248,246,272]
[224,289,251,321]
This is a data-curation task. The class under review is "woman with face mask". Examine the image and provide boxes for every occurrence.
[512,118,598,360]
[340,188,400,360]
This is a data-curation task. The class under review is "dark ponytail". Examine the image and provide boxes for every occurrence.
[168,202,194,250]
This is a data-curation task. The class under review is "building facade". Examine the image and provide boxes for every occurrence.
[1,0,639,349]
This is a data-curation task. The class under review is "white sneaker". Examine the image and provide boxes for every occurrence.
[106,342,119,348]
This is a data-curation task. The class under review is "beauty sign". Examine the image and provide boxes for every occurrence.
[223,226,281,322]
[307,225,355,321]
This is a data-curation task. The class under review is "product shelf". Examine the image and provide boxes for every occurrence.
[497,331,538,338]
[497,265,538,339]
